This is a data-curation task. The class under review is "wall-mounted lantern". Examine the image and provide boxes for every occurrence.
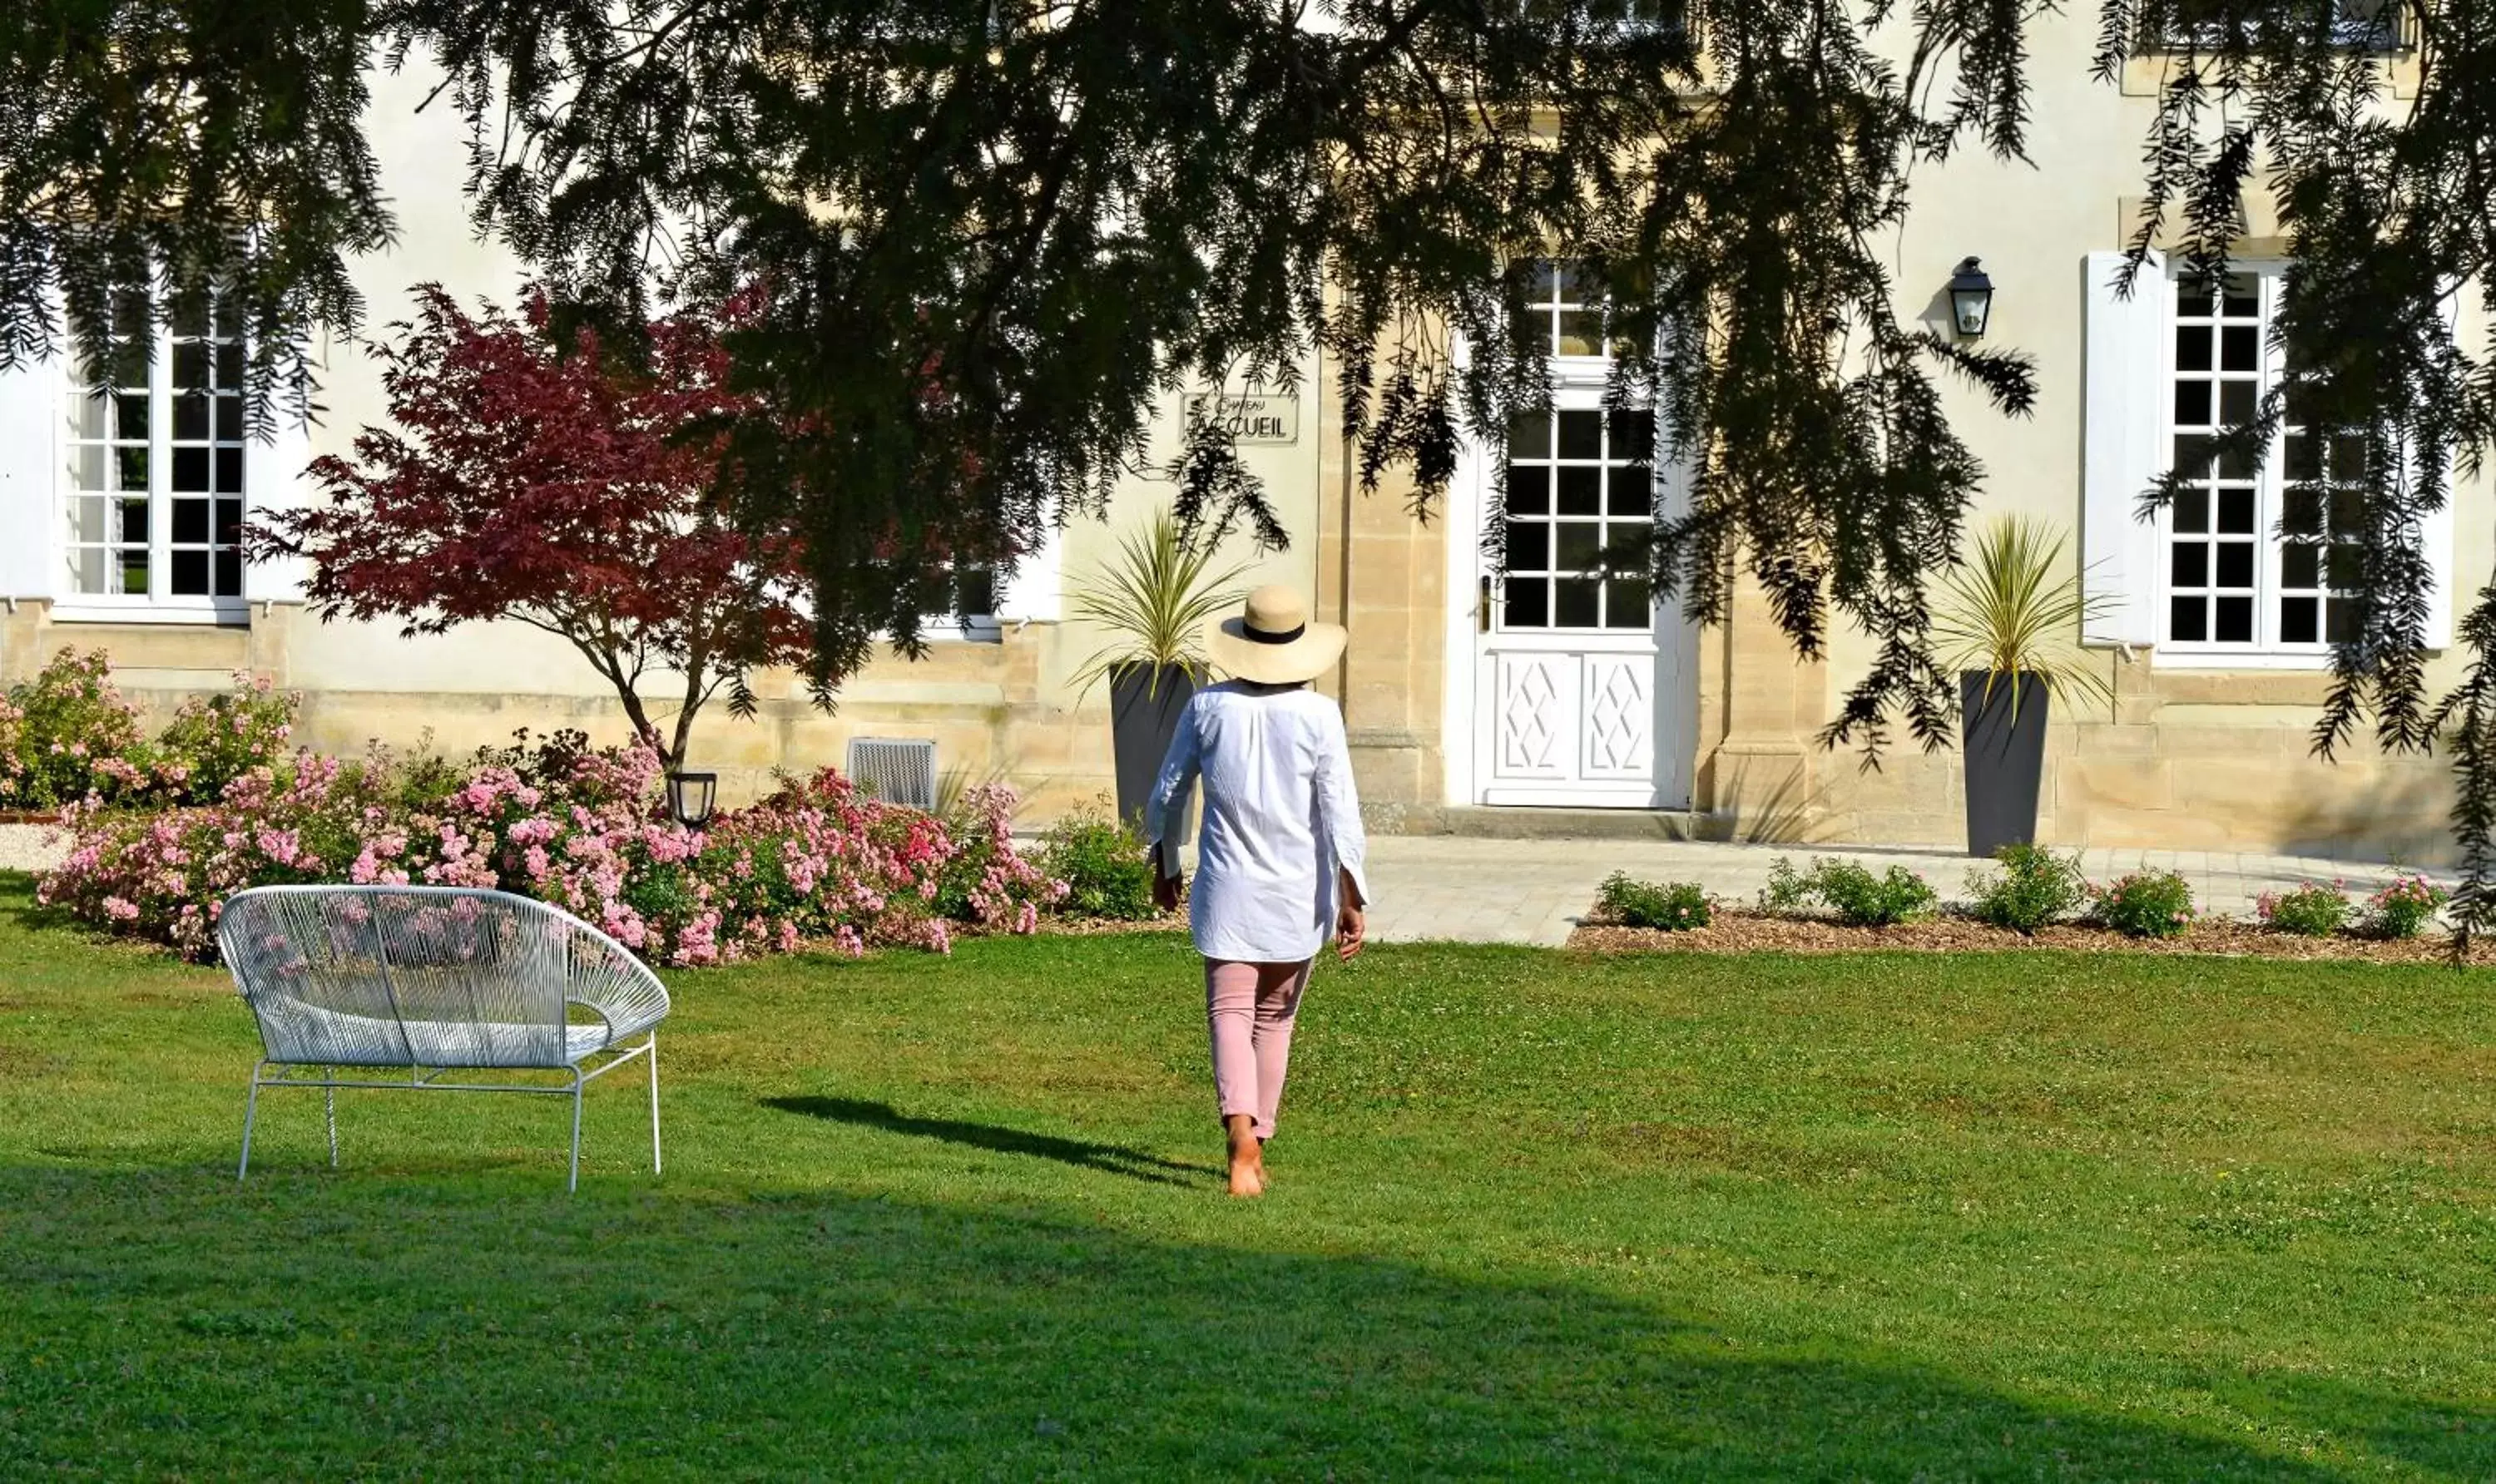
[1948,256,1996,339]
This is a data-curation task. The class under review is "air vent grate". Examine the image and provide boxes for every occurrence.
[846,738,938,810]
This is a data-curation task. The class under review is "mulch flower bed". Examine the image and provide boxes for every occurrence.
[1031,913,1188,937]
[1570,908,2496,965]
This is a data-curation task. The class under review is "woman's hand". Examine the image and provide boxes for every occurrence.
[1335,867,1367,960]
[1151,846,1183,913]
[1335,902,1365,961]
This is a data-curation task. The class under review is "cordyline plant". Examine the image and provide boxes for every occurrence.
[245,286,815,771]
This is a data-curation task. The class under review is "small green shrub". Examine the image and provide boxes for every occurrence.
[1968,843,2087,934]
[2094,869,2196,938]
[2364,875,2449,940]
[2256,881,2352,937]
[1597,873,1711,931]
[1758,855,1936,928]
[1759,857,1813,914]
[1037,799,1158,919]
[1814,860,1939,927]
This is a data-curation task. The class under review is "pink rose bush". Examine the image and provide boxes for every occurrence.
[39,734,1067,967]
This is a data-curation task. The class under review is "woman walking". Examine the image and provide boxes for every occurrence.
[1148,585,1369,1198]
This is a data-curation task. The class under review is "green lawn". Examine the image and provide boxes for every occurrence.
[2,875,2493,1479]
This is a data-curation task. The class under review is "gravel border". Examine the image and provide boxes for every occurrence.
[0,823,67,874]
[1569,907,2492,964]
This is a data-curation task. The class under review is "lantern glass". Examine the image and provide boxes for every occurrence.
[665,770,717,829]
[1947,256,1994,339]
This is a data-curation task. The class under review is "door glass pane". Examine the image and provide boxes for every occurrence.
[1557,411,1602,459]
[1604,576,1651,630]
[1507,414,1548,461]
[1505,522,1548,571]
[1505,465,1549,516]
[1553,578,1600,628]
[1606,463,1650,517]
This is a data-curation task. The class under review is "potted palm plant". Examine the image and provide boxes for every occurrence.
[1932,517,2117,858]
[1066,508,1253,843]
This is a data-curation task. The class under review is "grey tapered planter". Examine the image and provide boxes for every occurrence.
[1963,670,2048,859]
[1110,662,1196,849]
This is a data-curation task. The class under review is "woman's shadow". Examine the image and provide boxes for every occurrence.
[761,1096,1218,1188]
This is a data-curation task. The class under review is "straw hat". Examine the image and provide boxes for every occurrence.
[1206,584,1346,686]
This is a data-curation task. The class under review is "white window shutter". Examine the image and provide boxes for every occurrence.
[2081,249,2167,647]
[241,408,313,603]
[2419,293,2461,649]
[990,519,1062,622]
[0,351,59,601]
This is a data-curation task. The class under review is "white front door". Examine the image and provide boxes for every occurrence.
[1453,392,1699,809]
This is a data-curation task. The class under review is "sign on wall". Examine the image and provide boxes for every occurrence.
[1183,384,1300,445]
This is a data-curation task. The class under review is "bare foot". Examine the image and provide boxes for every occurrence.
[1224,1114,1265,1197]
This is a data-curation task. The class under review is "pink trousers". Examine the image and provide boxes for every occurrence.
[1204,957,1313,1141]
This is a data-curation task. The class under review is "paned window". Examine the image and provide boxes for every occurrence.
[1505,0,1682,30]
[1500,406,1654,631]
[1515,260,1612,359]
[2164,268,2362,650]
[2157,0,2402,50]
[914,561,997,631]
[63,286,247,604]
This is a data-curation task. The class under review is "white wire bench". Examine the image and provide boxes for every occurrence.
[218,885,672,1192]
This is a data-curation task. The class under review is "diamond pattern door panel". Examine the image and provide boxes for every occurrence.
[1580,655,1654,779]
[1492,653,1572,780]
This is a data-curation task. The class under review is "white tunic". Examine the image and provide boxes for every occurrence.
[1146,681,1370,964]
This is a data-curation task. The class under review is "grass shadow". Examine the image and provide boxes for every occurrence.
[763,1093,1219,1186]
[0,1164,2374,1479]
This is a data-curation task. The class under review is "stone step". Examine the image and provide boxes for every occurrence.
[1365,804,1740,841]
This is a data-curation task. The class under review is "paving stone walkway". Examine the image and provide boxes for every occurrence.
[1359,836,2452,948]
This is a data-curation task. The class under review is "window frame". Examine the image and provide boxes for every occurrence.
[2154,260,2363,668]
[53,286,253,626]
[1493,258,1659,637]
[919,561,1003,643]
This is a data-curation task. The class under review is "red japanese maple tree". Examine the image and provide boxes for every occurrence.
[250,285,810,770]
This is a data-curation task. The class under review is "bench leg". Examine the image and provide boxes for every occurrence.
[647,1033,662,1176]
[324,1070,339,1168]
[238,1062,267,1182]
[567,1071,585,1194]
